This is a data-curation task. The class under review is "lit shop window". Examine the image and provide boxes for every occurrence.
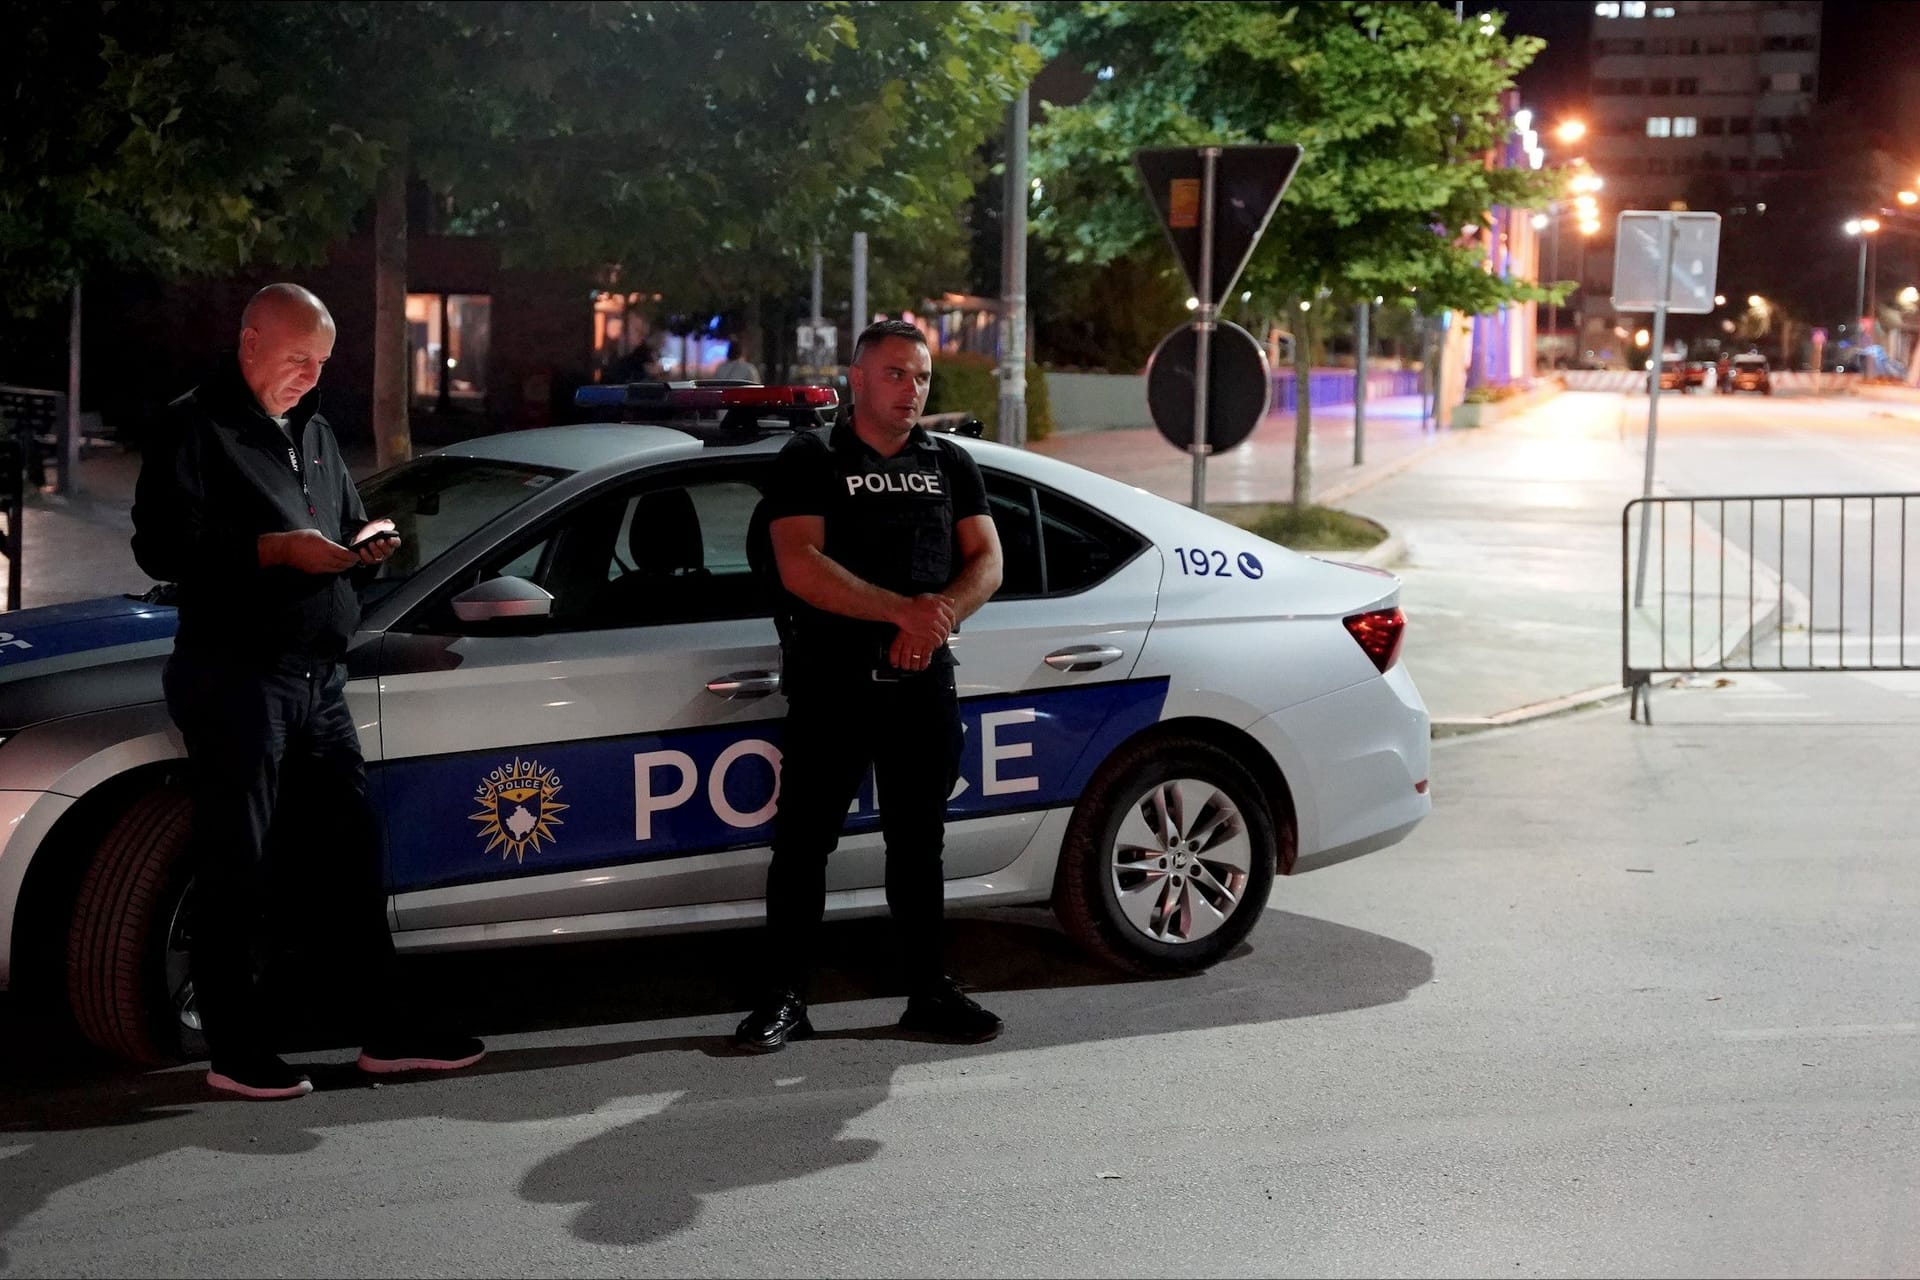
[406,293,492,405]
[1645,116,1672,138]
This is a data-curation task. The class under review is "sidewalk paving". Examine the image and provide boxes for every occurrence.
[1037,390,1680,727]
[12,391,1673,730]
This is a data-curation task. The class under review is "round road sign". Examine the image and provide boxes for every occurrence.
[1145,320,1272,454]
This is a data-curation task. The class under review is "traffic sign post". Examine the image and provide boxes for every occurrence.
[1134,144,1303,509]
[1613,210,1721,608]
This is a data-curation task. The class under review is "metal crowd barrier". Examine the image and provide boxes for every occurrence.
[1622,493,1920,721]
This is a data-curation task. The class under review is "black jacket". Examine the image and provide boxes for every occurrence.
[131,354,368,663]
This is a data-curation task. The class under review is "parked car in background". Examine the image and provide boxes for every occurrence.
[1657,360,1699,392]
[1723,354,1772,395]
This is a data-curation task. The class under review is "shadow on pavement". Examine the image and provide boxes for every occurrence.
[0,906,1431,1258]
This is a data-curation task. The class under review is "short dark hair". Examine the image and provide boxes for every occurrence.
[852,318,927,364]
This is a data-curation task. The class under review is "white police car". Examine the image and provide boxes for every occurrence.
[0,383,1430,1064]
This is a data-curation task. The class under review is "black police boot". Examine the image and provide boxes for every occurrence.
[734,989,815,1053]
[898,977,1002,1043]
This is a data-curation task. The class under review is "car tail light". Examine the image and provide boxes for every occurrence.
[1343,607,1405,673]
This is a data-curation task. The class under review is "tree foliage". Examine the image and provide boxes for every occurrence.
[1029,0,1559,315]
[436,1,1041,315]
[1,1,1038,327]
[0,1,382,321]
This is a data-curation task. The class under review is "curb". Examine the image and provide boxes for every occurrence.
[1430,682,1631,738]
[1353,531,1405,569]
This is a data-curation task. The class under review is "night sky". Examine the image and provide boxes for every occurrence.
[1493,0,1920,136]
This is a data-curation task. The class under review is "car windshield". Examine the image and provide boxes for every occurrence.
[354,455,572,610]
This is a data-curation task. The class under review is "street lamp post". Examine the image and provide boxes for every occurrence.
[1846,217,1882,375]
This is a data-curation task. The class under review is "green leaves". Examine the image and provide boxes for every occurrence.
[1031,0,1558,313]
[2,0,1039,325]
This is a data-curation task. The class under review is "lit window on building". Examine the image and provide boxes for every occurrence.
[1674,116,1698,137]
[1645,116,1672,138]
[1594,2,1620,15]
[1622,0,1646,15]
[1653,5,1676,15]
[405,293,491,406]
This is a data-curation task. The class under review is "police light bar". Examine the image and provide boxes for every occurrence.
[574,382,839,411]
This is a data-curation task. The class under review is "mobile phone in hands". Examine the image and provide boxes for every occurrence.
[347,529,400,554]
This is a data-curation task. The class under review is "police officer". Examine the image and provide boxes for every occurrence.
[132,283,484,1100]
[735,319,1006,1052]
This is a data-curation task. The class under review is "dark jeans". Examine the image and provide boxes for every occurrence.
[163,650,403,1060]
[764,663,964,995]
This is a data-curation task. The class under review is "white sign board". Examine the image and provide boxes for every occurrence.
[1612,211,1722,314]
[794,322,837,362]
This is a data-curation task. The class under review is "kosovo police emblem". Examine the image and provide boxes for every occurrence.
[470,757,568,862]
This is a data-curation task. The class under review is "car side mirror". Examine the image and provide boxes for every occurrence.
[450,576,554,623]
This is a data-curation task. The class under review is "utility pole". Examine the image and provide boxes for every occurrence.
[1353,300,1369,465]
[811,243,823,330]
[996,21,1032,449]
[851,231,868,359]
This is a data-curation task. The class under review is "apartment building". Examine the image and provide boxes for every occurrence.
[1562,1,1821,360]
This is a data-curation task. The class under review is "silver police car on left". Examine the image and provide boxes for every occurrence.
[1,383,1432,1065]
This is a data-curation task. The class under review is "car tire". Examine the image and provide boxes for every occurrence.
[66,783,203,1066]
[1054,737,1279,976]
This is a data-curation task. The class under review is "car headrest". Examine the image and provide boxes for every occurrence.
[630,488,704,577]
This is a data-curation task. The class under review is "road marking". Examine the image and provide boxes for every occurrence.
[1721,710,1830,719]
[1718,1023,1919,1042]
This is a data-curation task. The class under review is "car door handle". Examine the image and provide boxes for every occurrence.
[1044,645,1126,672]
[706,670,782,699]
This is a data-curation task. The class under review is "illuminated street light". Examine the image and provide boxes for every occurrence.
[1844,219,1881,338]
[1714,294,1726,306]
[1635,329,1651,347]
[1555,120,1587,144]
[1899,286,1919,307]
[1748,294,1766,309]
[1185,297,1198,311]
[1900,191,1919,207]
[1532,213,1550,229]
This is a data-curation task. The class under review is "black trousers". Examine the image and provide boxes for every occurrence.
[764,663,964,995]
[163,650,403,1060]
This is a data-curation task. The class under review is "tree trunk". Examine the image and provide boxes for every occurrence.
[1291,307,1314,508]
[371,132,412,468]
[744,293,764,368]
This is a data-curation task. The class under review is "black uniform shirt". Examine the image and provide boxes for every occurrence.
[131,353,369,664]
[761,416,988,676]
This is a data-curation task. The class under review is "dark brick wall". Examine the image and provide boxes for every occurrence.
[88,236,594,454]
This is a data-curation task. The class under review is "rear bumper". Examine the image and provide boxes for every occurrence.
[1245,662,1431,862]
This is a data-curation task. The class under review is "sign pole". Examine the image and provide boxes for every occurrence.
[1191,147,1219,511]
[1632,215,1678,609]
[1354,300,1369,466]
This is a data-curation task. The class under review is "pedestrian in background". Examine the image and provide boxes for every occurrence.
[132,283,484,1100]
[714,340,760,383]
[735,318,1005,1053]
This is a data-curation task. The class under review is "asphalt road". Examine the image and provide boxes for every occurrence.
[3,673,1916,1277]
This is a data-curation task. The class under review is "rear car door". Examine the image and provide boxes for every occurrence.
[929,465,1167,877]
